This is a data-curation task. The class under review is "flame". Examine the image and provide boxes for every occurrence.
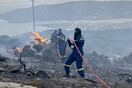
[16,47,22,53]
[16,47,21,51]
[31,31,47,45]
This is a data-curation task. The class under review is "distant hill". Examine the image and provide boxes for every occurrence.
[0,1,132,23]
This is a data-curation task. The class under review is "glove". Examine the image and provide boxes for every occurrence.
[71,45,74,48]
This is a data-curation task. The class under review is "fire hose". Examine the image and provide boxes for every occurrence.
[56,40,62,59]
[56,40,68,59]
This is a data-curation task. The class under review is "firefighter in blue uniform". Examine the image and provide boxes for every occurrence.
[50,30,57,44]
[57,29,66,62]
[64,28,85,78]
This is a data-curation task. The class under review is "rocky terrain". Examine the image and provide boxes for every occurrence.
[0,43,132,88]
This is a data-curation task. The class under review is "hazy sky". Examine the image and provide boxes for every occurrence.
[0,0,132,14]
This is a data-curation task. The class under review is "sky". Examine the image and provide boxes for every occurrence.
[0,0,132,14]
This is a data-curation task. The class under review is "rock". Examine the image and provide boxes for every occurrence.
[33,44,43,53]
[0,62,22,73]
[36,70,50,78]
[9,65,23,73]
[0,55,7,62]
[114,82,132,88]
[26,71,35,77]
[21,45,35,57]
[0,67,5,73]
[49,70,55,73]
[0,82,37,88]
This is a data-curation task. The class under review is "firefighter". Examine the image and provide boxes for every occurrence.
[57,29,66,62]
[64,28,85,78]
[50,30,57,44]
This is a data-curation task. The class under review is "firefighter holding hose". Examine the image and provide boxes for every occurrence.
[57,29,66,62]
[64,28,85,78]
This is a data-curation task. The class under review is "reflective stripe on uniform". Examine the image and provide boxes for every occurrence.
[65,64,70,67]
[61,38,64,40]
[57,35,64,40]
[57,36,61,38]
[77,68,84,71]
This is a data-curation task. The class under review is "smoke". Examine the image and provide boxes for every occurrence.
[0,35,23,56]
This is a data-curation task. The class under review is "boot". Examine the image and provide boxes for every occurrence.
[63,73,70,78]
[80,74,85,78]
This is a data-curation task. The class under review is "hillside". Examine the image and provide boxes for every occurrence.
[0,1,132,23]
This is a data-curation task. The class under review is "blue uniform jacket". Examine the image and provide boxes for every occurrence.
[68,35,84,56]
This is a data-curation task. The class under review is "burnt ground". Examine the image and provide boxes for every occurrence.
[0,54,132,88]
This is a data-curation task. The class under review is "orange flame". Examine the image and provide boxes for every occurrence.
[16,47,21,51]
[31,31,47,45]
[16,47,22,53]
